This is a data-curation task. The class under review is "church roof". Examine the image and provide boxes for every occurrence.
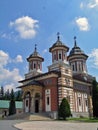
[73,73,95,83]
[49,33,69,52]
[18,80,44,88]
[19,71,59,83]
[68,37,88,58]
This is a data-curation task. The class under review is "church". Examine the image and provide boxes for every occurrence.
[18,34,94,119]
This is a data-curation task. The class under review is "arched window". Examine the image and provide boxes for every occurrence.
[79,62,81,71]
[53,51,56,61]
[47,97,49,105]
[72,64,75,71]
[34,63,36,69]
[85,99,88,106]
[78,98,81,106]
[54,54,56,60]
[29,62,33,70]
[59,53,61,59]
[38,64,40,69]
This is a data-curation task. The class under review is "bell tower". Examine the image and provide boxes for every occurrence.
[48,33,69,72]
[68,37,88,74]
[25,44,44,79]
[48,33,74,111]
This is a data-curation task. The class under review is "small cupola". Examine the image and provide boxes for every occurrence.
[27,44,44,77]
[69,36,88,57]
[68,37,88,74]
[49,33,69,64]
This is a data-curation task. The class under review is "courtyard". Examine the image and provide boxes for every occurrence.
[14,120,98,130]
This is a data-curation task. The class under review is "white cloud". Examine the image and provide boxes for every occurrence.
[80,2,84,9]
[0,66,23,91]
[15,55,23,63]
[0,50,23,91]
[89,48,98,68]
[0,50,9,67]
[10,54,23,63]
[1,33,9,39]
[75,17,90,31]
[4,83,17,92]
[42,49,47,54]
[9,16,39,39]
[88,0,98,8]
[0,32,18,42]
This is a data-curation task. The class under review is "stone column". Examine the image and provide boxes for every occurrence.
[88,95,93,118]
[39,98,42,112]
[30,95,35,113]
[22,98,25,113]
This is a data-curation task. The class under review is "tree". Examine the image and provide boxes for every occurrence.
[4,89,10,100]
[92,80,98,118]
[0,86,4,99]
[58,97,71,120]
[9,89,16,115]
[15,90,22,101]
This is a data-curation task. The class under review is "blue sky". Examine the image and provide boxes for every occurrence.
[0,0,98,91]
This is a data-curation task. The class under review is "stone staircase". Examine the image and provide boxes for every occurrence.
[29,113,53,121]
[5,113,53,121]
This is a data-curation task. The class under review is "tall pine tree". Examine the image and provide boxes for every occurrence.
[4,89,10,100]
[92,80,98,118]
[0,86,4,99]
[15,90,22,101]
[9,89,16,115]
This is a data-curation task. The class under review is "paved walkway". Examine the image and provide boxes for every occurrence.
[0,120,23,130]
[15,121,98,130]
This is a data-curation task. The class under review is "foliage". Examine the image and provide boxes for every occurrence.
[4,89,10,100]
[58,97,71,120]
[0,86,4,99]
[0,86,22,101]
[92,80,98,117]
[9,89,16,115]
[15,90,22,101]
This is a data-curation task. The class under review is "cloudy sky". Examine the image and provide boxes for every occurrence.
[0,0,98,91]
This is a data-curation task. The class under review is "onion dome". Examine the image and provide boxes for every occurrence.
[27,44,44,62]
[69,36,88,58]
[68,37,88,74]
[49,32,69,52]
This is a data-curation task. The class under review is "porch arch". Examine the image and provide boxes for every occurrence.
[24,91,31,113]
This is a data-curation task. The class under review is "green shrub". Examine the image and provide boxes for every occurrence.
[58,97,71,120]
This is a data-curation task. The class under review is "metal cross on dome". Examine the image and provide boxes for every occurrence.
[74,36,76,40]
[74,36,77,47]
[35,44,37,52]
[57,32,60,41]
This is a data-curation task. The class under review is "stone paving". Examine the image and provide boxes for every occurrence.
[15,121,98,130]
[0,120,23,130]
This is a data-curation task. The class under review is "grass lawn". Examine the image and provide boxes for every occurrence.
[67,117,98,122]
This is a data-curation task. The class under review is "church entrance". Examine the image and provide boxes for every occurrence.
[35,99,39,113]
[34,93,40,113]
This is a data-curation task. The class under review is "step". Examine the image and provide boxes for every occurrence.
[4,113,53,121]
[29,114,52,121]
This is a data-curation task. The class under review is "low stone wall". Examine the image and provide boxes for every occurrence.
[72,112,89,118]
[48,111,58,119]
